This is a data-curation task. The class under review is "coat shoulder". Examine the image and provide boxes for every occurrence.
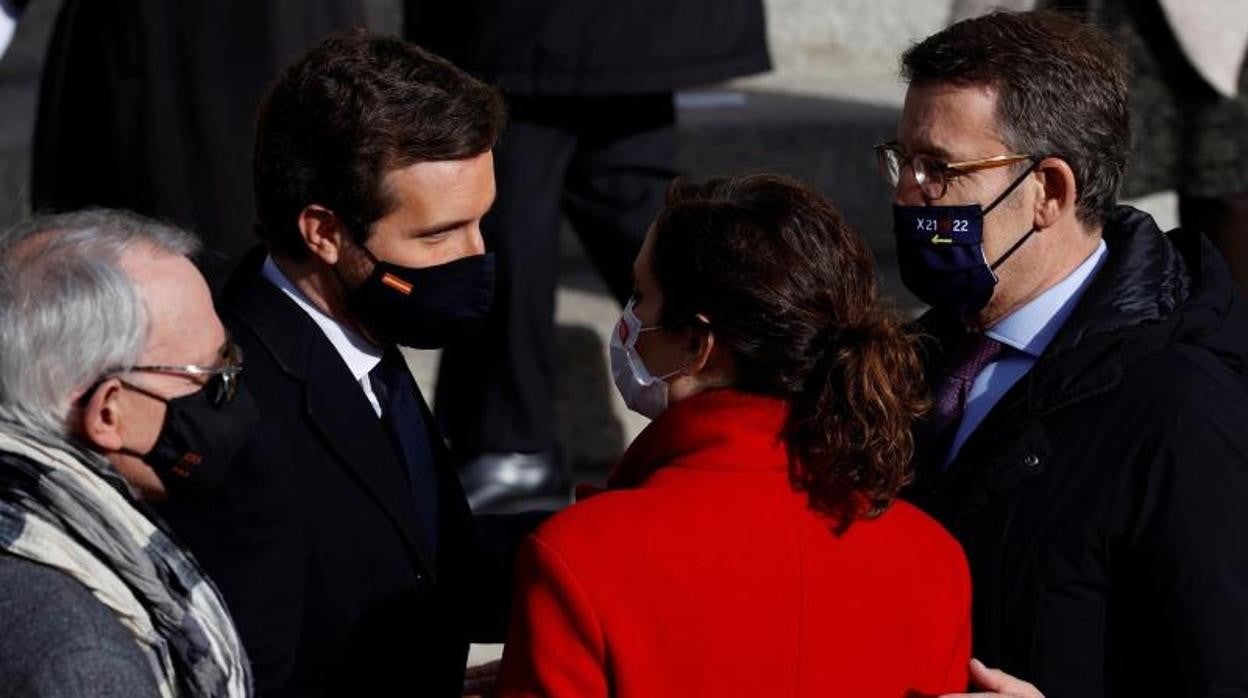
[0,555,161,697]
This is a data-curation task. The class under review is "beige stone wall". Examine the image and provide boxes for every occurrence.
[740,0,1036,100]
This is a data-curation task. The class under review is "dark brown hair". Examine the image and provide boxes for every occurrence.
[902,10,1129,227]
[651,173,927,531]
[253,29,506,260]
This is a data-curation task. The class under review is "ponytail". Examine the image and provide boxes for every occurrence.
[783,310,928,532]
[649,172,930,532]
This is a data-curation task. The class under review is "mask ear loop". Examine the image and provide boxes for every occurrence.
[659,315,715,382]
[981,156,1043,214]
[981,156,1045,273]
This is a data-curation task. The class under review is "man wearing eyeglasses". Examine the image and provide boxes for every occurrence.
[0,209,254,696]
[887,11,1248,698]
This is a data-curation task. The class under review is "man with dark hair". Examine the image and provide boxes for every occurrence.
[882,11,1248,697]
[156,31,537,696]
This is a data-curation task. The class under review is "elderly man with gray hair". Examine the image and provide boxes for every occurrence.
[0,209,254,696]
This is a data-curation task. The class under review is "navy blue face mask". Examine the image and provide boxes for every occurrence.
[894,161,1040,317]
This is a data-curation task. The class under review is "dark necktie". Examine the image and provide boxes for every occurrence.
[927,332,1006,466]
[370,348,439,559]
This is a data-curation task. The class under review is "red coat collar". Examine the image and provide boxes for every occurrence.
[605,389,790,490]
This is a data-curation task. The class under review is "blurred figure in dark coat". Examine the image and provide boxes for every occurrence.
[30,0,365,273]
[406,0,771,511]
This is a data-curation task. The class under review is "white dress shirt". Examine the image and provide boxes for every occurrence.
[261,256,385,417]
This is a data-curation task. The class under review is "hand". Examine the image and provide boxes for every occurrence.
[939,658,1044,698]
[463,659,501,698]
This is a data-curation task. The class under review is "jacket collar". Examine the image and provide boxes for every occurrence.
[918,205,1248,482]
[919,206,1214,418]
[223,246,439,576]
[607,389,789,489]
[259,254,382,391]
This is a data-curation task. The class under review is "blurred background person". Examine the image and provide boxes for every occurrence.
[497,173,971,697]
[0,209,254,696]
[29,0,365,278]
[1063,0,1248,291]
[0,0,22,59]
[405,0,771,512]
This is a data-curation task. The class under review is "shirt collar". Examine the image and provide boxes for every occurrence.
[986,239,1108,358]
[261,255,382,383]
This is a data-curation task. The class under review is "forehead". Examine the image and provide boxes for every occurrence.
[121,246,224,365]
[898,82,1006,159]
[380,151,496,223]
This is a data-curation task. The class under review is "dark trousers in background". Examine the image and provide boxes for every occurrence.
[436,93,677,457]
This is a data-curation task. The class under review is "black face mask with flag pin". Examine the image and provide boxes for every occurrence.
[343,246,497,349]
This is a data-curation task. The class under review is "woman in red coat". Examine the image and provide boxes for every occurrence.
[497,173,971,697]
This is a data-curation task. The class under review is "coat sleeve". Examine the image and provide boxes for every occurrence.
[939,540,973,692]
[155,436,308,694]
[1131,394,1248,694]
[458,510,552,642]
[496,534,608,698]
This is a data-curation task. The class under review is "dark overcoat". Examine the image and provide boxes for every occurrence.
[909,206,1248,696]
[158,248,539,697]
[31,1,364,262]
[404,0,771,95]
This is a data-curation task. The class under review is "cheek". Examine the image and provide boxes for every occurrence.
[634,332,685,376]
[123,395,168,452]
[430,230,485,265]
[337,243,376,287]
[630,298,660,326]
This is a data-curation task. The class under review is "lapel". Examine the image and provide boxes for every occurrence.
[223,249,438,577]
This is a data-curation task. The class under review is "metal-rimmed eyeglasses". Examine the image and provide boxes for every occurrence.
[93,340,244,408]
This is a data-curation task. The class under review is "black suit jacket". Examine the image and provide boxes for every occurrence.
[159,249,537,697]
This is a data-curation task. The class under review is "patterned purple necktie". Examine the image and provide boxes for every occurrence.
[928,332,1006,464]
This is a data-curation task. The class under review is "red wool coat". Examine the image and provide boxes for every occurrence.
[497,390,971,697]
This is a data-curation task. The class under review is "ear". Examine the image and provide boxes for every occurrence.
[78,379,127,452]
[1033,157,1078,231]
[297,205,349,265]
[684,314,717,375]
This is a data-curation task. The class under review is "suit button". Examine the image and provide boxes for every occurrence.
[1022,453,1041,469]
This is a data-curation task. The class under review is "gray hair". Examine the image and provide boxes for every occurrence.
[0,209,202,435]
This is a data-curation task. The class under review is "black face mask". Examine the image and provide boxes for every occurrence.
[121,381,259,493]
[893,161,1040,317]
[341,247,496,349]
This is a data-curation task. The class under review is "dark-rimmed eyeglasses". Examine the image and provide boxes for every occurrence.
[874,140,1037,201]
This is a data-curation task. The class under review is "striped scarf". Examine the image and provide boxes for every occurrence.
[0,423,251,697]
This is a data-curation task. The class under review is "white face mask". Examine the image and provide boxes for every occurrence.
[609,299,684,419]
